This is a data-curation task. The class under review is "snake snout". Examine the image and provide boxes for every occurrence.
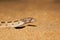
[26,17,35,23]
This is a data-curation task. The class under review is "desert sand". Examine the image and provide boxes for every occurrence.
[0,0,60,40]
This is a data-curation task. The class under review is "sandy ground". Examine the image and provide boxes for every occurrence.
[0,0,60,40]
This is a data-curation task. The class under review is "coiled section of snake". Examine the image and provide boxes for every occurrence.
[0,17,35,28]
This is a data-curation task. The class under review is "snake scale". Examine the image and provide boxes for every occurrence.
[0,17,35,28]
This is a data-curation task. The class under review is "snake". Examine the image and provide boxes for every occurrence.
[0,17,35,28]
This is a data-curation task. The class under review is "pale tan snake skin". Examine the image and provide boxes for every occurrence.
[0,17,35,28]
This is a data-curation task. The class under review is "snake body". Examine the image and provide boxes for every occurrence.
[0,17,35,28]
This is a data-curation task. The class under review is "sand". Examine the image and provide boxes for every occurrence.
[0,0,60,40]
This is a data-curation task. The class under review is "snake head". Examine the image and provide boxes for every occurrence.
[21,17,35,23]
